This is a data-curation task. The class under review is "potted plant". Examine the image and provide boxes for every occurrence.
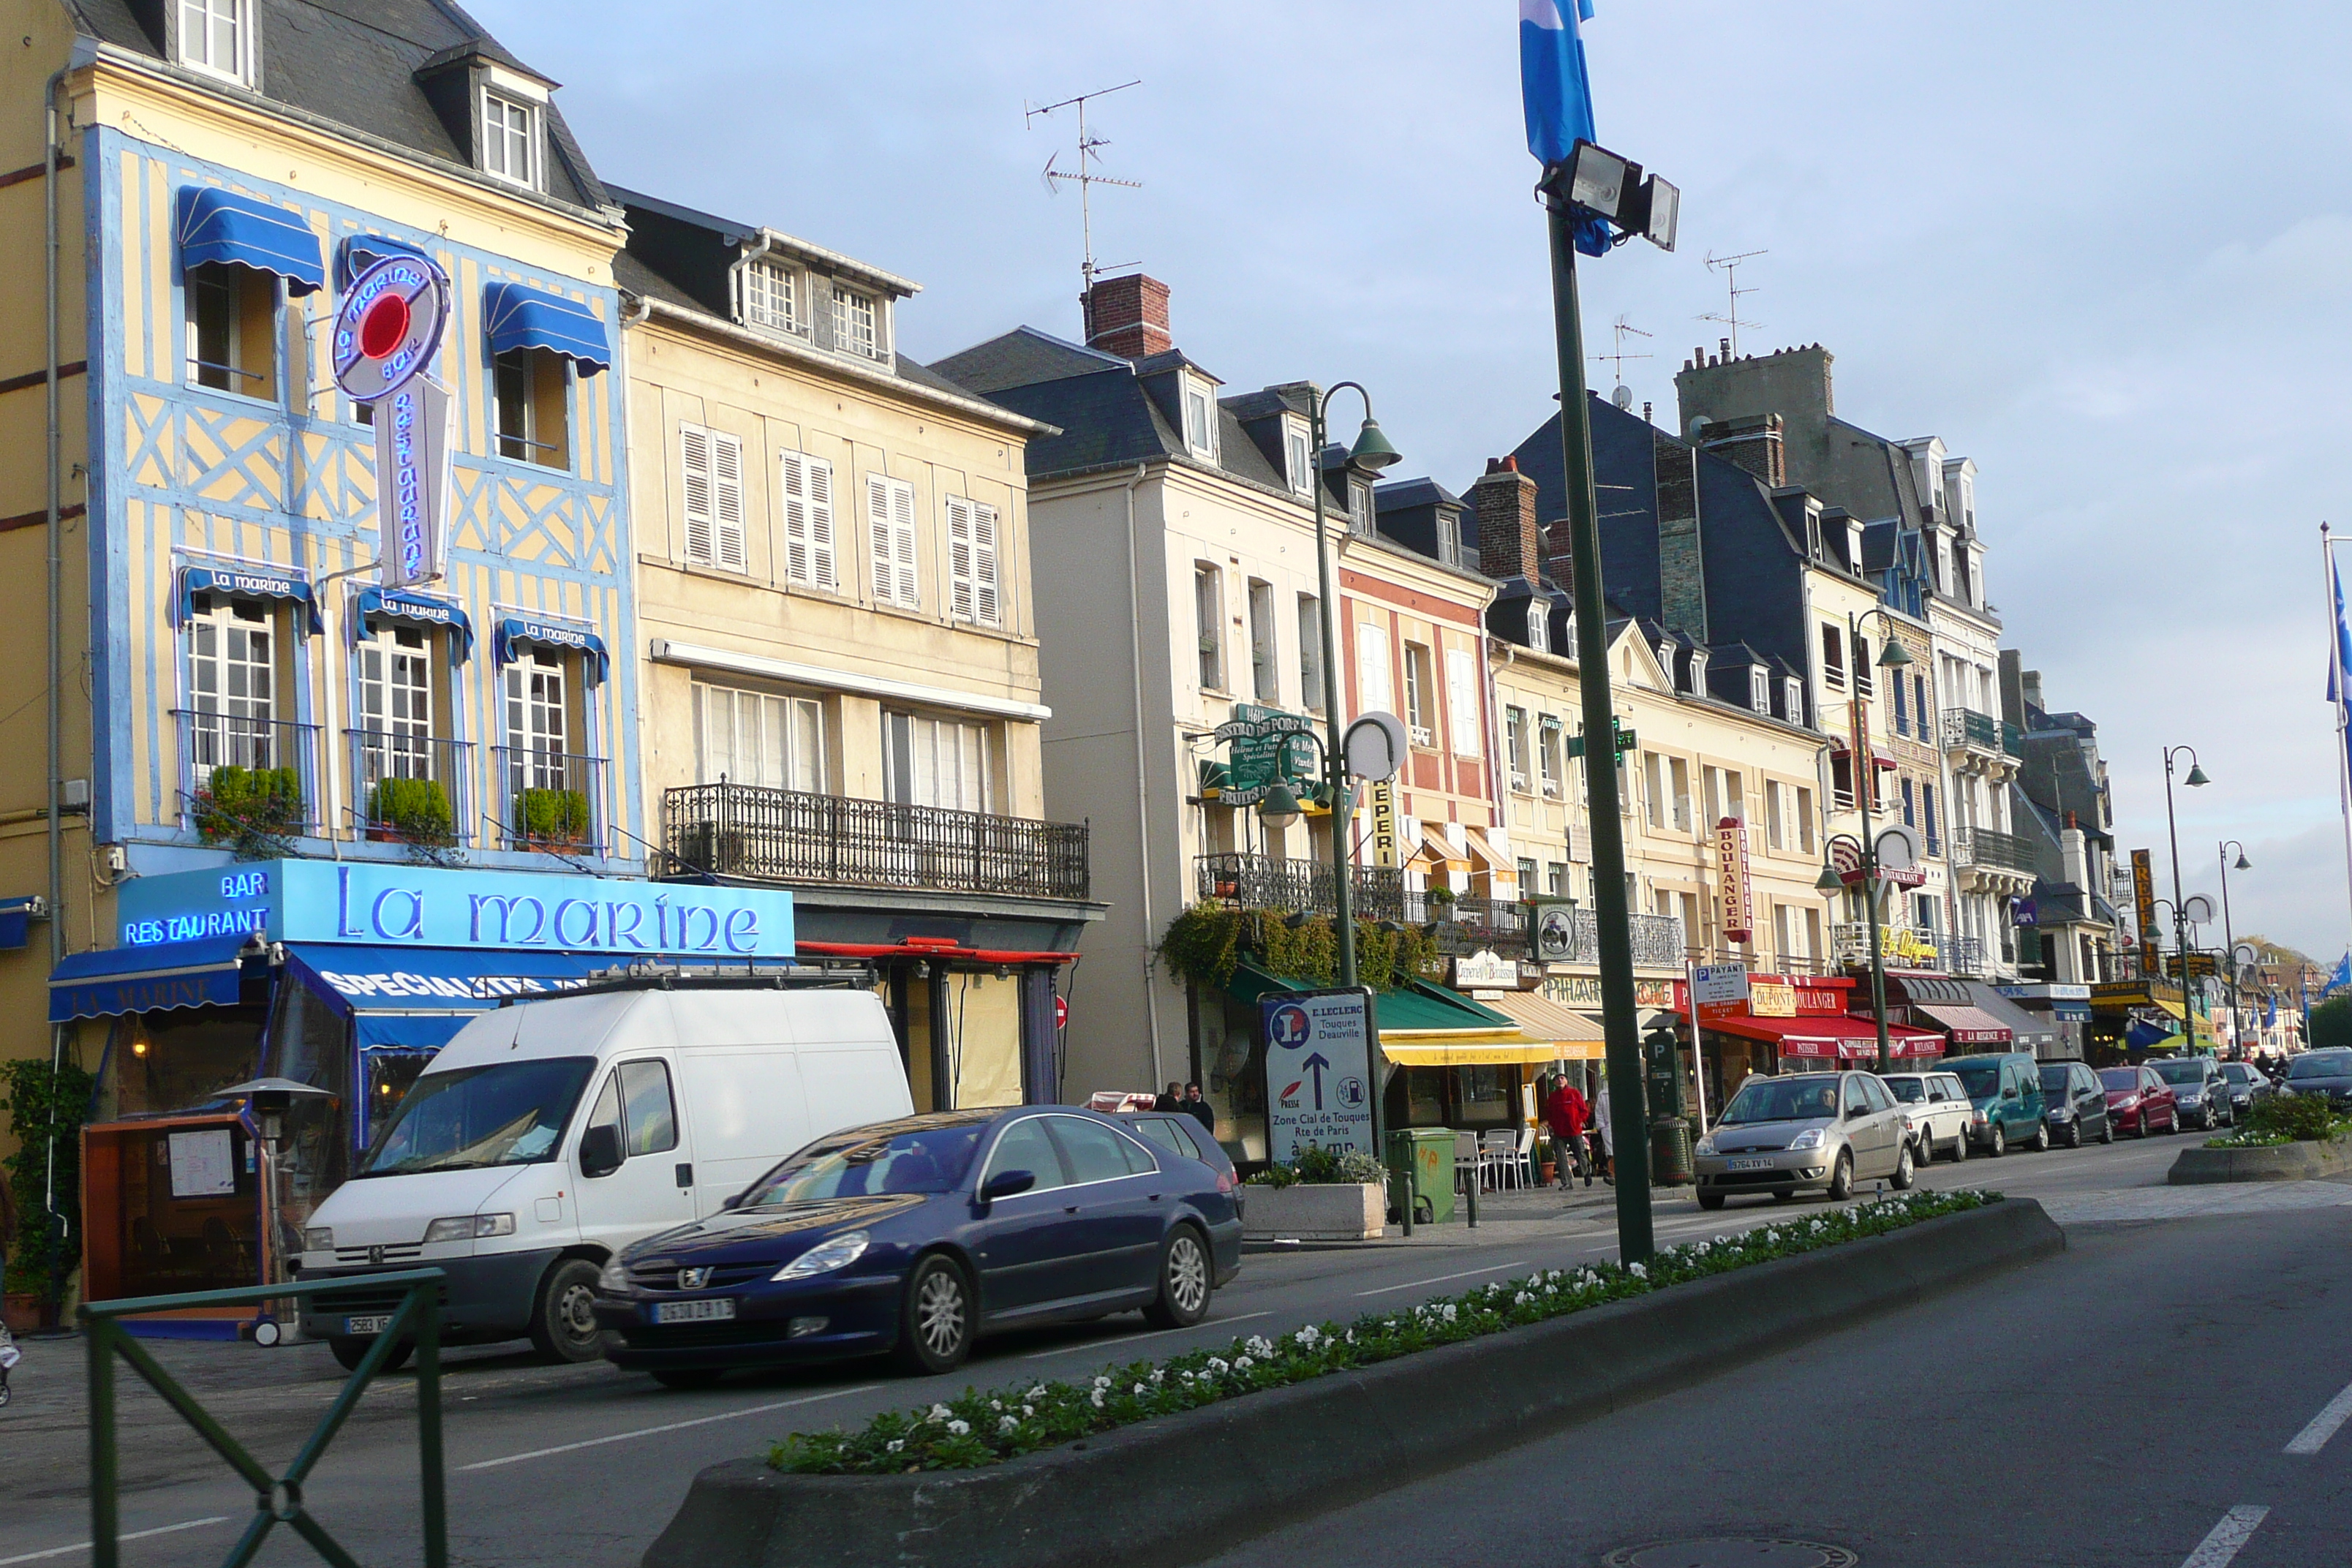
[1537,1135,1558,1186]
[192,764,304,851]
[1240,1145,1387,1241]
[368,776,453,845]
[515,785,591,850]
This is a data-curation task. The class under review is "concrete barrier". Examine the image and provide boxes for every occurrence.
[642,1198,2062,1568]
[1237,1181,1384,1241]
[2168,1138,2352,1184]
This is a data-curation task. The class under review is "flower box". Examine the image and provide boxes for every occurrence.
[1240,1180,1383,1241]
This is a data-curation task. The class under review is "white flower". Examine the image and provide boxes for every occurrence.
[1028,1384,1048,1401]
[998,1415,1019,1433]
[946,1419,970,1436]
[1294,1325,1321,1347]
[1694,1241,1711,1256]
[1093,1375,1112,1391]
[1246,1335,1275,1357]
[1344,1330,1356,1343]
[886,1439,904,1452]
[928,1403,951,1422]
[1090,1390,1105,1409]
[1132,1383,1147,1395]
[1440,1303,1458,1322]
[990,1400,1003,1411]
[1513,1291,1532,1306]
[1021,1404,1035,1417]
[1235,1355,1255,1371]
[1628,1262,1648,1279]
[1207,1356,1229,1374]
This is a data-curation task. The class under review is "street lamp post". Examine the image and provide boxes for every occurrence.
[1833,610,1914,1074]
[2218,840,2250,1055]
[2162,746,2210,1053]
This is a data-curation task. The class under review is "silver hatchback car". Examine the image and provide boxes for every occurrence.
[1692,1070,1917,1210]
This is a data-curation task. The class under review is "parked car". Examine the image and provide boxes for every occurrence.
[2216,1060,2275,1118]
[1120,1109,1242,1220]
[1879,1071,1975,1164]
[2100,1064,2178,1137]
[2283,1048,2352,1109]
[595,1107,1245,1384]
[2151,1055,2234,1130]
[1692,1070,1915,1209]
[295,974,913,1370]
[1945,1052,2049,1155]
[2038,1060,2114,1147]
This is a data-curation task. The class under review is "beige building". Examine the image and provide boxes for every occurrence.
[611,189,1102,1112]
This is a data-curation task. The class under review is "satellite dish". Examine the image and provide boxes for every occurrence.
[1612,385,1634,411]
[1343,712,1409,784]
[1874,823,1922,873]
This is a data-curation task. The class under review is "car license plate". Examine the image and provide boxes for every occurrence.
[343,1315,393,1335]
[1725,1156,1776,1172]
[653,1299,735,1324]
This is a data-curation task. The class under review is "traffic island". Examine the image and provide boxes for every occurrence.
[641,1194,2062,1568]
[2168,1139,2352,1184]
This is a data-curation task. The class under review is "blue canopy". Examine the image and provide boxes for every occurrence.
[180,562,320,636]
[483,280,610,374]
[354,586,473,660]
[0,897,35,951]
[176,186,325,297]
[50,934,256,1023]
[493,615,608,685]
[339,232,436,287]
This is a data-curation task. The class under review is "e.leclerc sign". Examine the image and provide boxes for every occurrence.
[116,862,795,958]
[1261,987,1376,1164]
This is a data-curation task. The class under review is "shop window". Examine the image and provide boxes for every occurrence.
[493,347,570,470]
[695,680,826,794]
[883,709,994,815]
[186,262,279,398]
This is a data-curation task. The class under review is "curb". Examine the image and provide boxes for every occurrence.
[2168,1138,2352,1184]
[641,1198,2062,1568]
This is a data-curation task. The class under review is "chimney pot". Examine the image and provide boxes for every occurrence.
[1081,273,1173,359]
[1719,336,1733,361]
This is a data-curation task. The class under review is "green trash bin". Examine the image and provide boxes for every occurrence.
[1387,1128,1457,1225]
[1649,1117,1695,1186]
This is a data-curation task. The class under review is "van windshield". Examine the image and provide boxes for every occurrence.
[737,1120,988,1206]
[356,1058,595,1177]
[1719,1078,1840,1125]
[1947,1059,2002,1098]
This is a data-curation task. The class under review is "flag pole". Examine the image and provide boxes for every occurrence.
[2325,522,2352,960]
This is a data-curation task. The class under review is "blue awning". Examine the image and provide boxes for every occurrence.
[280,943,617,1022]
[0,897,36,951]
[356,1014,478,1053]
[483,280,610,374]
[50,935,257,1023]
[176,186,325,297]
[339,232,436,287]
[493,615,608,685]
[180,563,320,636]
[354,587,473,660]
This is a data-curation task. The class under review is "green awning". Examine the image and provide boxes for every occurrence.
[1222,967,1513,1030]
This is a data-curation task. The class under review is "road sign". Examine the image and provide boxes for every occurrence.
[1053,993,1068,1030]
[1564,717,1637,761]
[1690,962,1749,1006]
[1262,988,1376,1164]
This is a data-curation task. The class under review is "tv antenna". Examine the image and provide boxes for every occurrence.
[1700,248,1767,358]
[1592,315,1652,406]
[1027,79,1143,298]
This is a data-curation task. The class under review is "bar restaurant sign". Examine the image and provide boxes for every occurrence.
[1212,704,1316,808]
[117,862,796,957]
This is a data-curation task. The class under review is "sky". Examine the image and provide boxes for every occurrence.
[470,0,2352,962]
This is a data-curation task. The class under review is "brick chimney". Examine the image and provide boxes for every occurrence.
[1473,457,1540,582]
[1698,412,1785,487]
[1081,274,1172,359]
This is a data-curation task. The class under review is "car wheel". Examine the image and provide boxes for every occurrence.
[1891,1140,1915,1191]
[2030,1121,2051,1153]
[2064,1119,2082,1149]
[892,1254,974,1375]
[1987,1123,2006,1158]
[1826,1150,1854,1202]
[528,1259,606,1365]
[1142,1226,1214,1330]
[2132,1113,2147,1139]
[328,1335,412,1373]
[2100,1115,2114,1145]
[1950,1128,1967,1164]
[650,1368,725,1391]
[1697,1191,1726,1210]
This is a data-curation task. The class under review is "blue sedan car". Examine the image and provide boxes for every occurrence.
[594,1107,1244,1384]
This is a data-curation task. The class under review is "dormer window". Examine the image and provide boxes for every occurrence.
[179,0,255,86]
[1687,651,1706,693]
[832,286,880,359]
[1845,521,1863,573]
[1749,668,1770,714]
[742,259,797,333]
[1182,377,1218,460]
[1526,600,1548,653]
[1284,421,1312,497]
[480,90,538,188]
[1346,480,1373,537]
[1784,678,1804,725]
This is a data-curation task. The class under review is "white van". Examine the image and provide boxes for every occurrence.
[294,974,911,1367]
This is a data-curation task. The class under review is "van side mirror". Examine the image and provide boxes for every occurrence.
[2002,1085,2019,1100]
[978,1169,1036,1208]
[721,1193,743,1210]
[579,1123,623,1178]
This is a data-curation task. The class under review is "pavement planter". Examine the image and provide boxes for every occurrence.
[1239,1180,1385,1241]
[2168,1139,2352,1184]
[642,1196,2062,1568]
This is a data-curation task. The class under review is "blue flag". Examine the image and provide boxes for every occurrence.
[2331,951,2352,993]
[2328,557,2352,703]
[1520,1,1612,258]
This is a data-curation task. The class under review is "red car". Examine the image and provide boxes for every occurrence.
[2100,1065,2179,1137]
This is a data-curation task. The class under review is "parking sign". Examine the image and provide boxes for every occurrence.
[1262,988,1377,1164]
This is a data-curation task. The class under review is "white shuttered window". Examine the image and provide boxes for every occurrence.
[866,473,919,608]
[679,423,745,570]
[779,448,837,589]
[1355,622,1392,717]
[945,495,1002,627]
[1444,647,1482,758]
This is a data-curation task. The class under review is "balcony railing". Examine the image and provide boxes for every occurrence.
[668,783,1091,901]
[1942,706,2029,760]
[1829,924,1987,977]
[176,709,320,836]
[1196,852,1405,921]
[495,746,607,855]
[348,731,475,846]
[1409,894,1530,958]
[1951,826,2038,875]
[1539,907,1689,970]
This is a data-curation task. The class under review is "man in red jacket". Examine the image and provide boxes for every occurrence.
[1543,1077,1592,1188]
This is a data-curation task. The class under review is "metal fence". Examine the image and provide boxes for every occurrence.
[176,709,320,828]
[1951,826,2038,875]
[1194,852,1406,921]
[494,746,606,854]
[666,783,1092,901]
[83,1270,446,1568]
[348,731,475,845]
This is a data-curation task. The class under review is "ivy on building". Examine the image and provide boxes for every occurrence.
[1,1056,96,1300]
[1156,902,1443,995]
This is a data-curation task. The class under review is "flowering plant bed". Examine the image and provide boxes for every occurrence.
[771,1187,1997,1477]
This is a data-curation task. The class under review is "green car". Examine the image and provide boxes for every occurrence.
[1943,1052,2048,1156]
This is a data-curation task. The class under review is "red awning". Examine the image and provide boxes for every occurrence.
[1911,1003,2013,1047]
[1703,1011,1945,1060]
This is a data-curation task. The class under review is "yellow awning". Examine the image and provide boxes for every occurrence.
[2151,998,2185,1022]
[1382,1030,1562,1066]
[1479,989,1608,1046]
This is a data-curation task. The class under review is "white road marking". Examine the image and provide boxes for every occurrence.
[1018,1311,1275,1360]
[0,1516,231,1565]
[2285,1378,2352,1455]
[457,1385,879,1471]
[2179,1505,2269,1568]
[1355,1261,1531,1297]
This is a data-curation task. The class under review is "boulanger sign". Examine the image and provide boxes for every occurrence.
[1716,816,1753,943]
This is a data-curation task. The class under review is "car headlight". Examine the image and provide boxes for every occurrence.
[2178,1092,2201,1105]
[598,1257,630,1293]
[2118,1096,2139,1109]
[1694,1135,1717,1158]
[304,1227,333,1253]
[422,1213,516,1245]
[1787,1128,1824,1151]
[773,1230,870,1282]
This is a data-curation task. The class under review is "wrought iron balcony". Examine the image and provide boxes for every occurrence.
[1539,906,1689,970]
[1951,826,2038,875]
[176,709,320,839]
[496,747,607,855]
[348,731,475,846]
[671,783,1090,901]
[1408,894,1530,958]
[1195,852,1404,921]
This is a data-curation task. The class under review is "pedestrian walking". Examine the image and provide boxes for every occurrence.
[1542,1076,1591,1188]
[1182,1082,1217,1134]
[1592,1077,1613,1184]
[1153,1081,1183,1112]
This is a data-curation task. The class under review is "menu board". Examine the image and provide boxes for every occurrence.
[167,1128,237,1198]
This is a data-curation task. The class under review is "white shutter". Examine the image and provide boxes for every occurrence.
[1445,647,1482,758]
[711,431,745,570]
[1356,623,1391,717]
[972,501,1000,626]
[946,494,975,622]
[889,478,919,606]
[805,456,835,589]
[679,423,713,564]
[867,472,894,604]
[780,449,811,584]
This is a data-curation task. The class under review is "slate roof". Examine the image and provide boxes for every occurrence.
[611,249,699,312]
[930,327,1125,396]
[64,0,608,211]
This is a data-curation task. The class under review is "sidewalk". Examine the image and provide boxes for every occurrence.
[1244,1179,1628,1254]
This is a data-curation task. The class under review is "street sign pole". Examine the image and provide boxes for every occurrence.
[1543,188,1651,1264]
